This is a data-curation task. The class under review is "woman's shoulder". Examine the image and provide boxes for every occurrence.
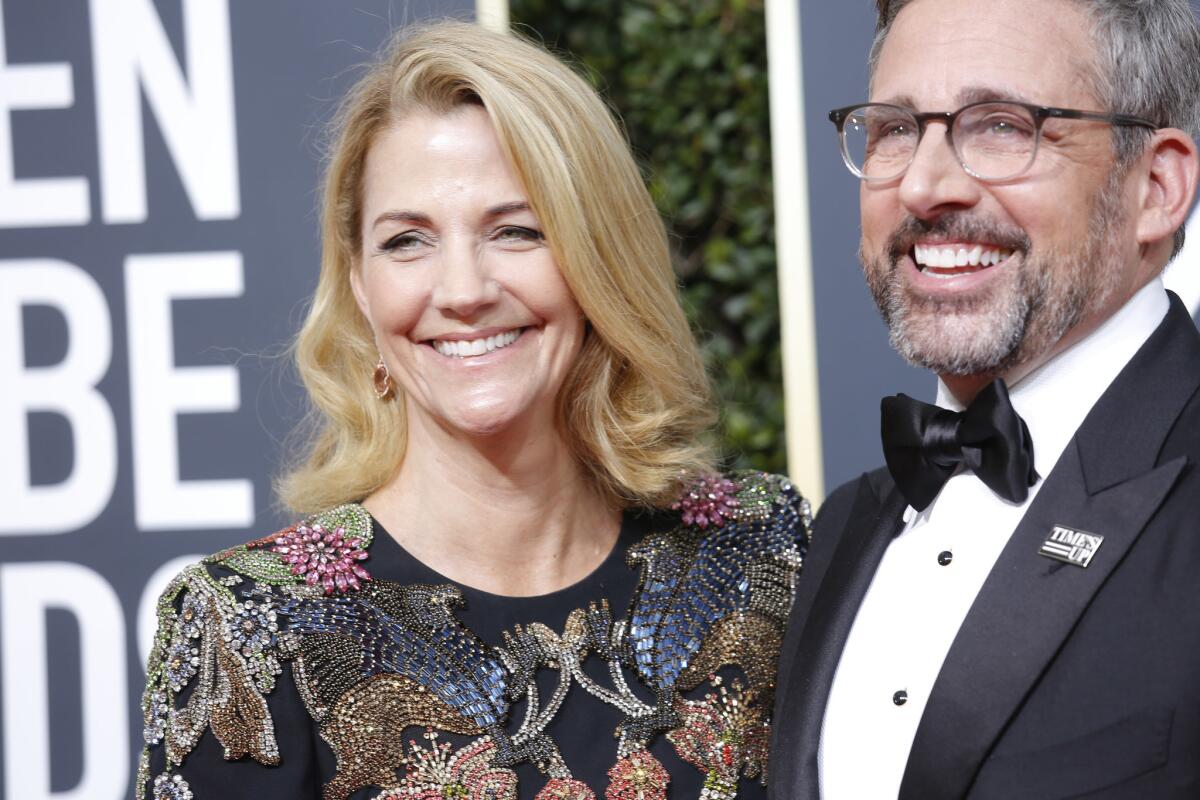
[197,502,376,594]
[667,469,811,548]
[138,504,377,791]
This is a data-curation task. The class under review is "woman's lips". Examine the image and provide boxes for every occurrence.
[429,327,526,358]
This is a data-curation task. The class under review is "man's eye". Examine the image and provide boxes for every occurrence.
[976,115,1034,137]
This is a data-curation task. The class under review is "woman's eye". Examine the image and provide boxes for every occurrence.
[493,225,544,244]
[379,231,428,253]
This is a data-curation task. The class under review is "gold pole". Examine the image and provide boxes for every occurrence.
[475,0,509,33]
[765,0,825,504]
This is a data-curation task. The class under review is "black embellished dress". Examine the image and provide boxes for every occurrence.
[137,471,808,800]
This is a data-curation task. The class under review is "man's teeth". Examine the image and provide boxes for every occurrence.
[913,244,1013,270]
[432,329,521,358]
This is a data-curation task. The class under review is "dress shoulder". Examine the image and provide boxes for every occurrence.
[136,504,374,798]
[668,469,811,556]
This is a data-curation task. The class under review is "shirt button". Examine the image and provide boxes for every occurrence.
[893,690,908,706]
[937,550,953,566]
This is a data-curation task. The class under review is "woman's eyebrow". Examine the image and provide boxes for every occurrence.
[372,210,432,228]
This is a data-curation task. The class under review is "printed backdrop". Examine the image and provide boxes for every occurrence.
[1,1,1198,798]
[0,1,468,797]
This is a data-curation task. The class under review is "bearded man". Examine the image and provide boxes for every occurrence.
[770,0,1200,798]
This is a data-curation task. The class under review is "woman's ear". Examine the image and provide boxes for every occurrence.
[349,264,371,321]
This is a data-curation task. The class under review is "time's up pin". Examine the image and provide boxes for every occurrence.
[1039,524,1104,568]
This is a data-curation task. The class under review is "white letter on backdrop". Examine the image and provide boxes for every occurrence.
[0,260,116,533]
[0,562,128,800]
[91,0,238,223]
[0,0,89,227]
[125,251,253,529]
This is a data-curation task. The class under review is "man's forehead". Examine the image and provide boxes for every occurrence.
[870,0,1098,108]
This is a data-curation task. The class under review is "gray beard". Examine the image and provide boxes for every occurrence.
[860,172,1126,377]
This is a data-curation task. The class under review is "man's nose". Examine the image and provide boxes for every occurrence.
[431,242,501,317]
[897,123,982,219]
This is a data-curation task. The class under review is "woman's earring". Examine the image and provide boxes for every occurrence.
[373,356,393,400]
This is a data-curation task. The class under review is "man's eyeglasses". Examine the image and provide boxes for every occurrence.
[828,101,1160,182]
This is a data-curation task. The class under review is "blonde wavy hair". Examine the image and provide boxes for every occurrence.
[277,20,718,514]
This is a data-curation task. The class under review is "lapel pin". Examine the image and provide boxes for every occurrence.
[1039,524,1103,568]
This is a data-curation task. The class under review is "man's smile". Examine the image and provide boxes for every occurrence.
[912,242,1016,277]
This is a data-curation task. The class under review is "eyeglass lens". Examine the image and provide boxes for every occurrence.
[841,103,1040,181]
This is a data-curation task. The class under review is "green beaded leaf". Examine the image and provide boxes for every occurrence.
[311,503,374,549]
[215,549,299,586]
[731,470,788,520]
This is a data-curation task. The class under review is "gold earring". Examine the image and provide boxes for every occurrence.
[373,357,393,400]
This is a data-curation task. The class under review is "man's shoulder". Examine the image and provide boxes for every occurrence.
[816,468,891,526]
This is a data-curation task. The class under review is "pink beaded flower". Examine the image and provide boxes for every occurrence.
[270,521,370,595]
[605,750,669,800]
[671,475,741,529]
[668,680,769,789]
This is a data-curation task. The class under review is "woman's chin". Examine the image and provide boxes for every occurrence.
[432,403,537,441]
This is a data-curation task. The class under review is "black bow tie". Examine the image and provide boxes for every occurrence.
[881,379,1038,512]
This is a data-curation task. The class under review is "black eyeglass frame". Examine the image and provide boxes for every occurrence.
[827,100,1161,182]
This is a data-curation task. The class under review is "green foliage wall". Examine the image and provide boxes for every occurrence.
[510,0,787,474]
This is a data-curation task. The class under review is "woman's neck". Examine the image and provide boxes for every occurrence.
[363,410,621,597]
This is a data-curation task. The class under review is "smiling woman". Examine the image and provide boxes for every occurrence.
[135,20,809,800]
[349,107,587,446]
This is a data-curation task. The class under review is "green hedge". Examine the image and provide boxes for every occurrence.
[511,0,787,474]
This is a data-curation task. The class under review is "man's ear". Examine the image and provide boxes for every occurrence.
[1135,128,1199,249]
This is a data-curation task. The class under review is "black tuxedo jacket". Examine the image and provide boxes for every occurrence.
[770,293,1200,799]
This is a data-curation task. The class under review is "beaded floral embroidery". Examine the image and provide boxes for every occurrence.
[671,474,741,529]
[137,472,808,800]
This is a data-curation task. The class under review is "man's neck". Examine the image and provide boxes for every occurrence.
[940,277,1169,406]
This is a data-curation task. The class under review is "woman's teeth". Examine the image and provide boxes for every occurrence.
[913,243,1014,273]
[432,328,522,358]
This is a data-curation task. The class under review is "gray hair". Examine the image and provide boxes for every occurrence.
[869,0,1200,256]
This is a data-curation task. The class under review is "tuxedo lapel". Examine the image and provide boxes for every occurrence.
[899,295,1200,800]
[772,471,908,798]
[898,447,1185,800]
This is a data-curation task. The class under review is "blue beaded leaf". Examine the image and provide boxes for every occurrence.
[282,583,508,729]
[625,472,802,691]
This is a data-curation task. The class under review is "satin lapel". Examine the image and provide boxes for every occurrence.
[772,473,907,798]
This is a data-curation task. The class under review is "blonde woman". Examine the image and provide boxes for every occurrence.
[137,21,807,800]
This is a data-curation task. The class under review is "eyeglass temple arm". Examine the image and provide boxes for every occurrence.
[1039,107,1160,129]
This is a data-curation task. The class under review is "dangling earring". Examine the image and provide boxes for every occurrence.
[373,356,393,400]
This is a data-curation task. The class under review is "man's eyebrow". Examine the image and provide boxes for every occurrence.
[875,93,918,109]
[873,87,1032,111]
[955,86,1031,106]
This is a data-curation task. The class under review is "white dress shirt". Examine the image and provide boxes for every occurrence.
[817,280,1170,799]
